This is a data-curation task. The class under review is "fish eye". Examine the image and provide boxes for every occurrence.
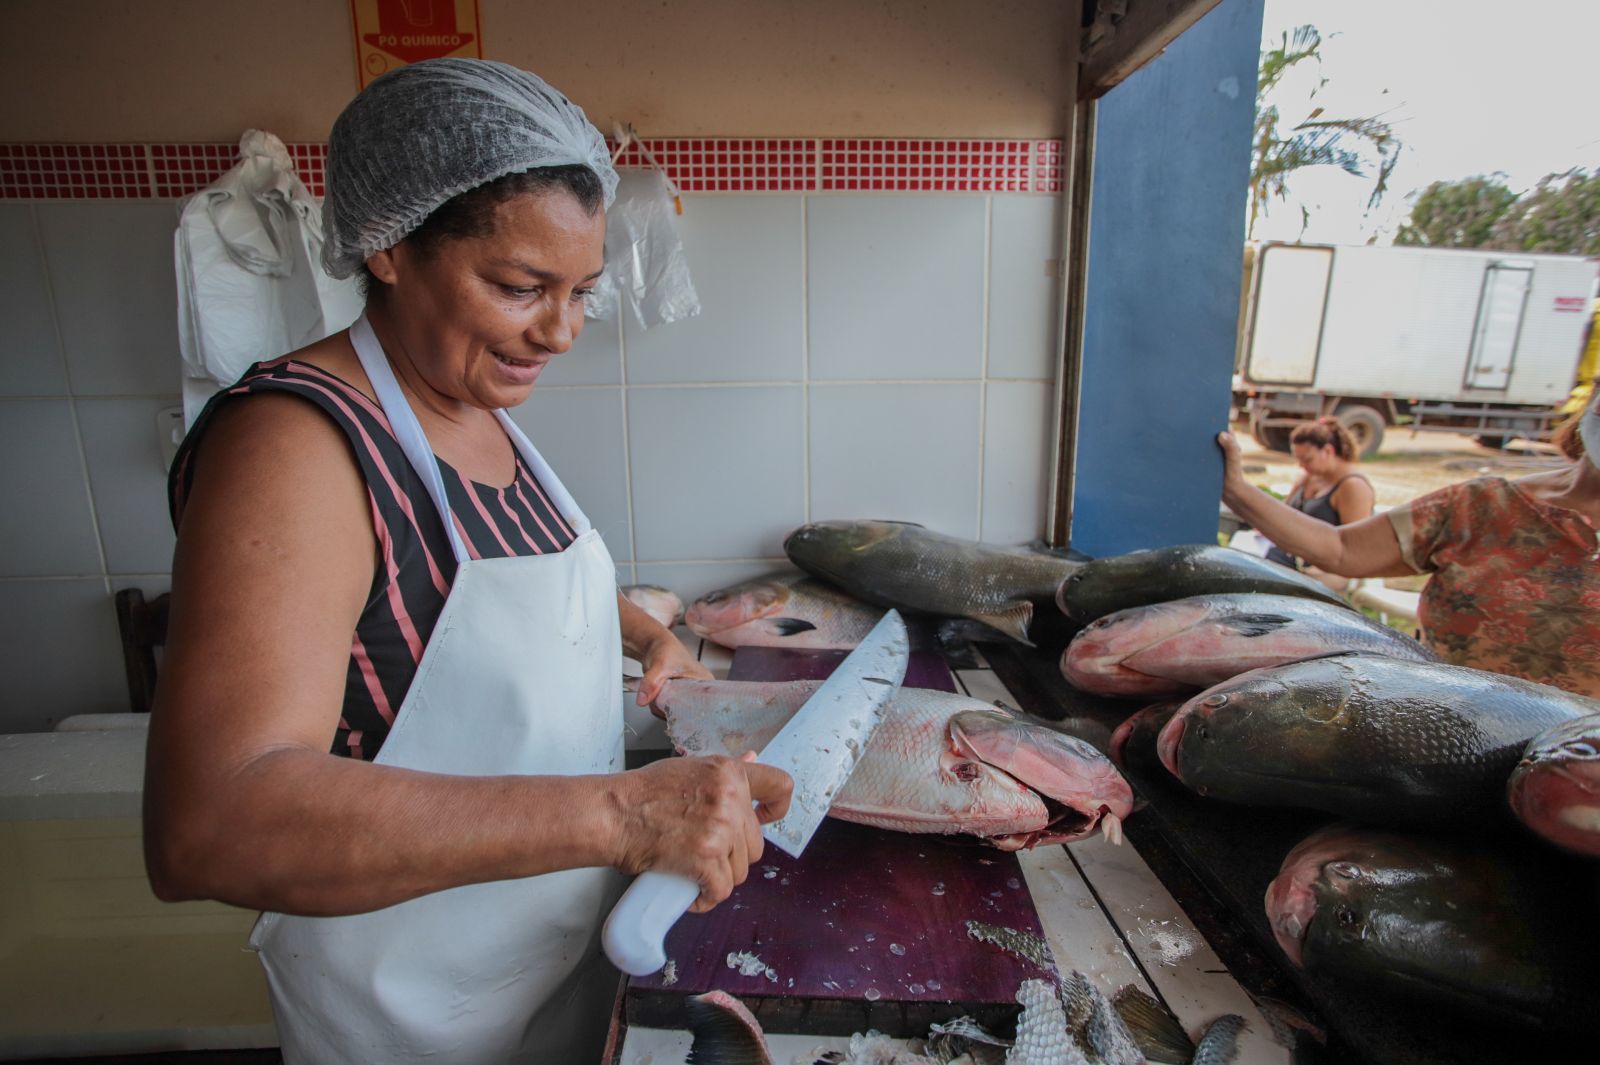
[701,591,727,604]
[1327,861,1362,880]
[1203,693,1229,709]
[1334,905,1360,928]
[1561,741,1598,758]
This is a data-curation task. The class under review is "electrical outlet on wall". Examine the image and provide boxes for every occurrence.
[156,406,185,472]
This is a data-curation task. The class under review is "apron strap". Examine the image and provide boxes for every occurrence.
[348,314,593,562]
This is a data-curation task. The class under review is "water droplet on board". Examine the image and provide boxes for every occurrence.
[864,932,877,942]
[927,979,942,991]
[931,882,946,896]
[908,983,927,994]
[864,988,882,1001]
[889,943,906,956]
[1007,877,1022,890]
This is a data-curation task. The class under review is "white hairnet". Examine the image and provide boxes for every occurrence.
[321,58,618,279]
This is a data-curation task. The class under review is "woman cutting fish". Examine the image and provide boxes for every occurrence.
[143,60,791,1063]
[1218,397,1600,698]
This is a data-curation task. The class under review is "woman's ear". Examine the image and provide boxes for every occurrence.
[366,248,400,287]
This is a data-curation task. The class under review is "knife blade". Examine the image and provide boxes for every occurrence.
[602,609,910,975]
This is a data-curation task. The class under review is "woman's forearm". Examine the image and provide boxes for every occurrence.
[146,747,627,915]
[1224,480,1351,572]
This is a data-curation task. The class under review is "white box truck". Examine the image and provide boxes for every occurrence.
[1234,243,1597,455]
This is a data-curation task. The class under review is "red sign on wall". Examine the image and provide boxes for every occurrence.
[350,0,483,88]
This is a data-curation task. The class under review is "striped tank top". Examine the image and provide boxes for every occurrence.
[169,359,578,760]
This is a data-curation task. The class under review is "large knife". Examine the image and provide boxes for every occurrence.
[602,609,910,976]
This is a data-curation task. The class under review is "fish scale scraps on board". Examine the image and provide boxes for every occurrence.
[659,678,1133,849]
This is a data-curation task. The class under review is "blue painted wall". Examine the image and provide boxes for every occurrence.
[1069,0,1264,557]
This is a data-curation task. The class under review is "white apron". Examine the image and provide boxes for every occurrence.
[249,315,625,1063]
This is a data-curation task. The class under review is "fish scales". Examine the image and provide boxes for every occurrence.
[1159,652,1599,825]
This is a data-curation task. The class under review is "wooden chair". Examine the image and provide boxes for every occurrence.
[114,588,170,714]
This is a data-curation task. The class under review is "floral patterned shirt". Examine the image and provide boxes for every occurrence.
[1387,477,1600,698]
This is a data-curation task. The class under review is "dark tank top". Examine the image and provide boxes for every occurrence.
[169,358,577,760]
[1266,474,1370,569]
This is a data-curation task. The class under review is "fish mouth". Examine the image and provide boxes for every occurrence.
[1264,860,1321,967]
[1155,704,1192,778]
[1508,763,1600,856]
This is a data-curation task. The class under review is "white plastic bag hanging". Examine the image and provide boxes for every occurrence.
[587,128,700,330]
[175,130,363,391]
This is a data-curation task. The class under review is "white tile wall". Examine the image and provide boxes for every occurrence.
[0,192,1060,732]
[36,202,181,397]
[807,196,987,381]
[988,196,1063,380]
[627,385,806,562]
[625,197,805,385]
[0,205,68,396]
[808,381,983,535]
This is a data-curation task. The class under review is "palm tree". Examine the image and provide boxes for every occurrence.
[1249,25,1402,239]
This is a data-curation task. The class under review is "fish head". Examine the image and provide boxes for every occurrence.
[1061,598,1214,696]
[1508,717,1600,857]
[1108,701,1184,771]
[685,575,795,638]
[783,520,907,581]
[948,710,1134,846]
[1155,662,1356,789]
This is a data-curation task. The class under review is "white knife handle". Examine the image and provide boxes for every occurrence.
[602,870,701,976]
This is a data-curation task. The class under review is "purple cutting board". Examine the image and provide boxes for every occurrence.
[626,647,1052,1033]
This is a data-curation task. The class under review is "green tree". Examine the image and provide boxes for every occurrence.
[1394,175,1517,248]
[1487,169,1600,255]
[1249,25,1403,239]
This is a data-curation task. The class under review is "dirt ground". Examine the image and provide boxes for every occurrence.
[1231,421,1570,509]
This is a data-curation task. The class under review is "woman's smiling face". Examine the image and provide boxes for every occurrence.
[366,188,606,411]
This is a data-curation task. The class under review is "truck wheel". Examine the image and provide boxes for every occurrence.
[1337,405,1386,458]
[1250,423,1294,453]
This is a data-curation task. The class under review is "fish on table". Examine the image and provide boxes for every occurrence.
[656,678,1133,849]
[1508,712,1600,857]
[783,520,1082,646]
[1154,652,1598,826]
[1108,701,1185,779]
[1061,593,1435,698]
[684,571,887,650]
[620,583,684,629]
[1056,544,1351,626]
[1265,823,1600,1030]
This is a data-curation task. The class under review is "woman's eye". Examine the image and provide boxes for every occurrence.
[503,285,539,299]
[571,288,593,303]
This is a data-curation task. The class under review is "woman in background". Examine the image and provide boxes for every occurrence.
[1263,417,1374,591]
[1218,397,1600,698]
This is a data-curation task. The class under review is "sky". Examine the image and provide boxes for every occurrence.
[1252,0,1600,245]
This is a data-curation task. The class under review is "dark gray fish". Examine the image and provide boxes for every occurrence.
[1266,824,1600,1029]
[1063,592,1435,697]
[1157,652,1598,826]
[1109,701,1185,779]
[685,990,773,1065]
[1110,985,1194,1063]
[1190,1014,1246,1065]
[1057,544,1350,625]
[784,520,1082,646]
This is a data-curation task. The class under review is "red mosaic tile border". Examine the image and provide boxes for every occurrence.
[0,139,1059,199]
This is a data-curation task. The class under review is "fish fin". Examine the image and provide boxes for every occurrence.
[685,991,774,1065]
[969,602,1035,646]
[766,617,818,637]
[1111,986,1195,1064]
[1218,613,1295,638]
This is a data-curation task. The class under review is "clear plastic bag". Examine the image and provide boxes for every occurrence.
[587,168,700,330]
